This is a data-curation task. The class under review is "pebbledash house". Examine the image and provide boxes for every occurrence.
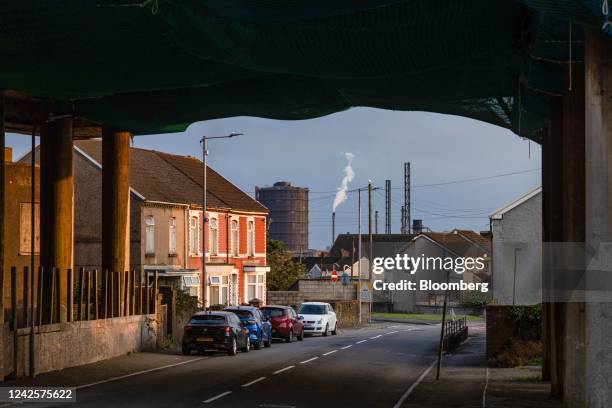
[69,139,269,307]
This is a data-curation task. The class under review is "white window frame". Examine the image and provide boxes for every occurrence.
[145,215,155,256]
[230,218,239,257]
[209,216,219,256]
[168,217,177,255]
[245,273,265,302]
[189,215,200,256]
[247,218,255,257]
[209,275,229,306]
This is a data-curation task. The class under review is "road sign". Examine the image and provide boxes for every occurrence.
[359,283,372,302]
[331,270,338,283]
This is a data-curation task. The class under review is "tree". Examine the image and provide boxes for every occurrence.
[266,240,306,291]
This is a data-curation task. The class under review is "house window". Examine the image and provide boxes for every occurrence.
[246,274,264,302]
[247,220,255,256]
[169,217,177,255]
[210,218,218,255]
[145,216,155,255]
[231,219,239,256]
[182,275,200,297]
[210,275,229,306]
[189,216,199,255]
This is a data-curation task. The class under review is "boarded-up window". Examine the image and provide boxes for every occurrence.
[19,202,40,255]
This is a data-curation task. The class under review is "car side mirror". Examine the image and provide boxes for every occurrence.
[298,316,304,320]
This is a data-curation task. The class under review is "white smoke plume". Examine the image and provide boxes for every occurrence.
[332,152,355,212]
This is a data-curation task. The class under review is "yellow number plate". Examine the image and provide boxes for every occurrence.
[197,336,213,342]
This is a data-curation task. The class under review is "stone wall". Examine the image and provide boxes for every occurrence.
[2,314,158,379]
[267,279,370,326]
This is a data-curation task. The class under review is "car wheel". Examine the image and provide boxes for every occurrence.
[254,335,262,350]
[323,323,329,336]
[242,336,251,353]
[286,329,294,343]
[332,324,338,335]
[297,328,304,341]
[181,344,191,355]
[227,337,237,356]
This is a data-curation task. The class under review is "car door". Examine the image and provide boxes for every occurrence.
[232,314,247,346]
[290,307,303,333]
[257,310,271,340]
[327,304,337,329]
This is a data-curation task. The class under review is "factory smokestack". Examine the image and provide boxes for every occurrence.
[332,211,336,246]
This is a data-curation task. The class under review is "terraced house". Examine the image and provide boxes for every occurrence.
[70,139,270,307]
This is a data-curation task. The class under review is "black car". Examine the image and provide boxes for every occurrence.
[182,311,251,356]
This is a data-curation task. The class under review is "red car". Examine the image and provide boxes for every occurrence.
[261,305,304,342]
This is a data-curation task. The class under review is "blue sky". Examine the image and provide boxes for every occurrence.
[7,108,541,250]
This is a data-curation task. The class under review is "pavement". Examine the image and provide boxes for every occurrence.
[1,321,561,408]
[398,323,563,408]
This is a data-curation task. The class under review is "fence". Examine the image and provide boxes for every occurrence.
[3,266,160,379]
[6,266,159,329]
[442,316,468,351]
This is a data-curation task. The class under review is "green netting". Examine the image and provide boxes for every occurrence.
[0,1,609,139]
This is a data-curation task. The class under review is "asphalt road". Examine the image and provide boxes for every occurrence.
[19,323,440,408]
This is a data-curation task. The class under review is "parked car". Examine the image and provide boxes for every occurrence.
[297,302,338,336]
[261,305,304,342]
[224,306,272,349]
[182,311,251,356]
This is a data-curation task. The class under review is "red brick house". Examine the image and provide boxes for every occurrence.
[70,139,269,307]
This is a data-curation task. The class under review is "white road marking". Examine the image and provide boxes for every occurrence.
[392,359,437,408]
[204,391,232,404]
[300,357,319,364]
[323,350,338,356]
[356,339,368,344]
[482,367,490,408]
[274,365,295,374]
[370,335,382,339]
[74,357,207,391]
[242,377,267,387]
[386,331,399,335]
[341,345,352,350]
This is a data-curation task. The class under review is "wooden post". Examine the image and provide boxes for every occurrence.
[130,270,135,315]
[40,118,73,324]
[37,267,43,327]
[23,267,29,327]
[103,270,108,319]
[139,270,144,315]
[66,268,73,322]
[0,90,5,327]
[153,271,158,314]
[48,267,56,324]
[123,272,128,317]
[11,267,17,379]
[85,270,91,320]
[77,267,84,321]
[29,265,35,378]
[101,130,131,316]
[93,269,98,320]
[145,272,150,315]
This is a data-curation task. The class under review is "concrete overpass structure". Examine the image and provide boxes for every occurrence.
[0,1,611,406]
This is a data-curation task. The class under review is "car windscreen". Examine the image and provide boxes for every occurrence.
[261,308,285,318]
[228,310,254,319]
[298,304,326,315]
[188,315,226,325]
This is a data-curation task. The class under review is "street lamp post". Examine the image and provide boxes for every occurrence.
[200,132,242,311]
